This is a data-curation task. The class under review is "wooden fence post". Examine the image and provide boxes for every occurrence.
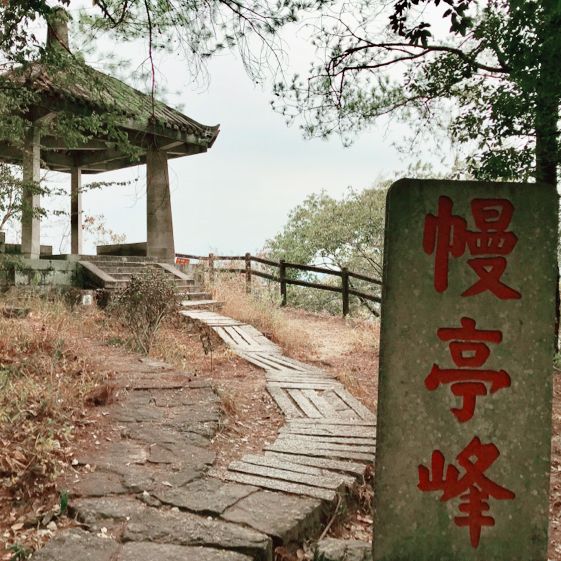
[208,253,215,286]
[342,267,350,317]
[245,253,252,294]
[279,259,287,307]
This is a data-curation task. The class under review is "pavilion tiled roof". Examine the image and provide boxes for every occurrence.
[0,48,220,173]
[13,55,219,144]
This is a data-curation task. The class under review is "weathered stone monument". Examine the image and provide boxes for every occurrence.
[374,179,558,560]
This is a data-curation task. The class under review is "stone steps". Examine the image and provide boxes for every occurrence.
[78,258,222,308]
[91,266,165,274]
[180,299,224,311]
[77,255,159,263]
[79,259,195,290]
[181,291,213,301]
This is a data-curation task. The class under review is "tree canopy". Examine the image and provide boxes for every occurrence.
[3,1,559,190]
[266,186,386,315]
[0,0,304,76]
[273,1,561,187]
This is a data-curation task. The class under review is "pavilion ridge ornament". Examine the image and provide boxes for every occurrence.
[373,179,557,561]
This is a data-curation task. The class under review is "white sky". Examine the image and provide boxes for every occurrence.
[22,5,416,256]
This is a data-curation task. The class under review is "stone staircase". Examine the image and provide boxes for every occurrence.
[78,256,222,311]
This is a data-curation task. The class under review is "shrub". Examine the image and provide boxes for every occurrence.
[109,268,178,354]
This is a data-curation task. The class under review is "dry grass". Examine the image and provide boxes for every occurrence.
[0,293,112,556]
[0,300,105,497]
[275,307,379,409]
[331,318,379,409]
[213,276,312,357]
[149,312,225,374]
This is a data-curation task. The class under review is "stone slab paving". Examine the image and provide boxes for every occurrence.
[153,479,258,515]
[221,490,326,543]
[213,325,281,353]
[31,529,255,561]
[227,461,345,490]
[29,346,276,561]
[273,438,376,455]
[289,418,376,426]
[314,538,372,561]
[218,471,337,501]
[265,441,374,462]
[119,542,253,561]
[31,530,121,561]
[121,506,272,560]
[263,452,367,476]
[182,308,375,500]
[280,425,375,438]
[239,454,356,487]
[278,434,376,446]
[33,308,376,561]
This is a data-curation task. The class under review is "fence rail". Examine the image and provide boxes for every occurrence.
[176,252,381,317]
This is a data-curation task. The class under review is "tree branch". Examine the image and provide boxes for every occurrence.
[328,40,510,76]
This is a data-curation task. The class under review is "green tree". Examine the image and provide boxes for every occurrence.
[273,1,561,187]
[0,0,304,79]
[0,164,26,232]
[0,163,50,235]
[266,186,386,315]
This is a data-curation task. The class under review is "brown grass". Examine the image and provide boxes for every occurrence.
[0,294,113,556]
[213,275,312,356]
[273,307,379,409]
[0,301,106,497]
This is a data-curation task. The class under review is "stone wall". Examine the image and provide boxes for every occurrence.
[0,257,77,290]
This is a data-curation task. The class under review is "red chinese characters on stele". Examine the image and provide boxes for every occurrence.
[418,195,519,549]
[418,437,515,548]
[423,196,521,299]
[425,317,511,422]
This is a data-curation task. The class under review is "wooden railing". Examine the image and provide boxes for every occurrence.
[176,252,382,317]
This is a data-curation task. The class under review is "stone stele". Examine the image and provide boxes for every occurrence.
[373,179,558,561]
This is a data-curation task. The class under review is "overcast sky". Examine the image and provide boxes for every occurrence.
[26,6,414,256]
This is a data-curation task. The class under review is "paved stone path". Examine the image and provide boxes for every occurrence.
[181,310,375,501]
[32,311,375,561]
[315,538,372,561]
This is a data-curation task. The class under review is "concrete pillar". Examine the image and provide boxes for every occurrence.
[21,126,41,259]
[70,166,82,255]
[146,147,175,261]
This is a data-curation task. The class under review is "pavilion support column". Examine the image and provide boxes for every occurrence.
[21,126,41,259]
[70,166,82,255]
[146,147,175,262]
